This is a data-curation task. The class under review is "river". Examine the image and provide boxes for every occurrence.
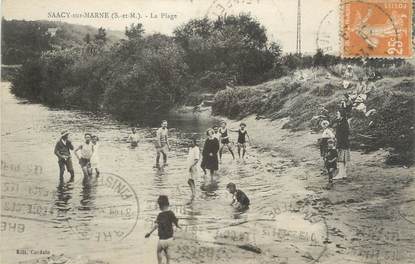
[1,82,328,264]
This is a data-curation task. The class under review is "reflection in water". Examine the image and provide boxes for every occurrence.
[79,176,97,210]
[55,182,74,220]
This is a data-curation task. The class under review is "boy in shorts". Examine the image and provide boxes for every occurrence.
[145,195,181,264]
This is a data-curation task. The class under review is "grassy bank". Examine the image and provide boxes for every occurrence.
[212,65,415,165]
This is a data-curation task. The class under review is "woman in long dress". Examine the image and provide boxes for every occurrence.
[334,110,350,179]
[201,128,219,182]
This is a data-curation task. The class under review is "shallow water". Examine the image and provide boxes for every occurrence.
[1,82,327,264]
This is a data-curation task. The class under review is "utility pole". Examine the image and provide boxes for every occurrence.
[296,0,302,55]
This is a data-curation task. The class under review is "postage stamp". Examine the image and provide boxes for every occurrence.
[341,0,413,58]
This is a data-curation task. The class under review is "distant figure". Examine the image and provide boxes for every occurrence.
[91,135,100,177]
[54,130,75,182]
[74,133,94,178]
[155,120,170,167]
[219,121,235,161]
[325,139,338,188]
[201,128,220,181]
[230,122,251,159]
[319,120,335,159]
[187,138,200,198]
[145,195,181,264]
[334,110,350,180]
[128,127,141,147]
[226,182,250,210]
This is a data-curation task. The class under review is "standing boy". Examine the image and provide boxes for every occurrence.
[128,127,141,147]
[75,133,94,178]
[230,123,251,159]
[155,120,170,167]
[219,121,235,161]
[187,138,200,197]
[325,139,338,188]
[145,195,181,264]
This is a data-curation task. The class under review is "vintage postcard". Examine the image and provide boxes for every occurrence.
[1,0,414,264]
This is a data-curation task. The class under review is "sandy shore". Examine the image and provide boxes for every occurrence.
[226,115,415,264]
[170,112,415,264]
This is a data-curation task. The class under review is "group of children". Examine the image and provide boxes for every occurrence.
[54,131,100,183]
[145,183,250,264]
[144,121,252,264]
[188,121,252,193]
[319,108,351,189]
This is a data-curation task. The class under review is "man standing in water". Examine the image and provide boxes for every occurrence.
[155,120,170,167]
[54,130,75,182]
[75,133,94,178]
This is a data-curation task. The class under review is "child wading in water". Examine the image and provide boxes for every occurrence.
[219,121,235,161]
[325,139,338,188]
[226,182,250,210]
[230,123,251,159]
[187,138,200,198]
[145,195,181,264]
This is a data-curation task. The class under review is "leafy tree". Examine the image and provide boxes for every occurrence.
[125,23,145,40]
[94,27,107,44]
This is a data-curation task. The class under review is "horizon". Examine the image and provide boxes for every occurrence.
[2,0,340,54]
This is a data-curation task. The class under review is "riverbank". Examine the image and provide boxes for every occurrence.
[2,79,414,264]
[204,114,415,264]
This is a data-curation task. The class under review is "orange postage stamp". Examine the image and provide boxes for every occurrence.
[341,0,413,58]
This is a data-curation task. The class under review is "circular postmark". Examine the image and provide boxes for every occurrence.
[316,9,338,54]
[69,172,140,242]
[0,165,139,243]
[398,200,415,225]
[253,200,329,264]
[204,0,264,18]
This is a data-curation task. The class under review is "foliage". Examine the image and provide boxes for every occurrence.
[1,18,123,64]
[174,14,282,86]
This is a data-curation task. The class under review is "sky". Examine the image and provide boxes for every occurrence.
[2,0,340,54]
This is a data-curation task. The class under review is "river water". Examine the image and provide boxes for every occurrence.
[1,82,328,264]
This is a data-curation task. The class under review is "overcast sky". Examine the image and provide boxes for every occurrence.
[2,0,340,54]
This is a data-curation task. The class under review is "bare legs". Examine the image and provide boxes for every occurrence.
[156,150,167,166]
[237,144,247,159]
[157,242,170,264]
[219,144,235,160]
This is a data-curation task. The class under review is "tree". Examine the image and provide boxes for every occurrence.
[84,33,91,43]
[174,14,281,85]
[94,27,107,43]
[125,23,145,40]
